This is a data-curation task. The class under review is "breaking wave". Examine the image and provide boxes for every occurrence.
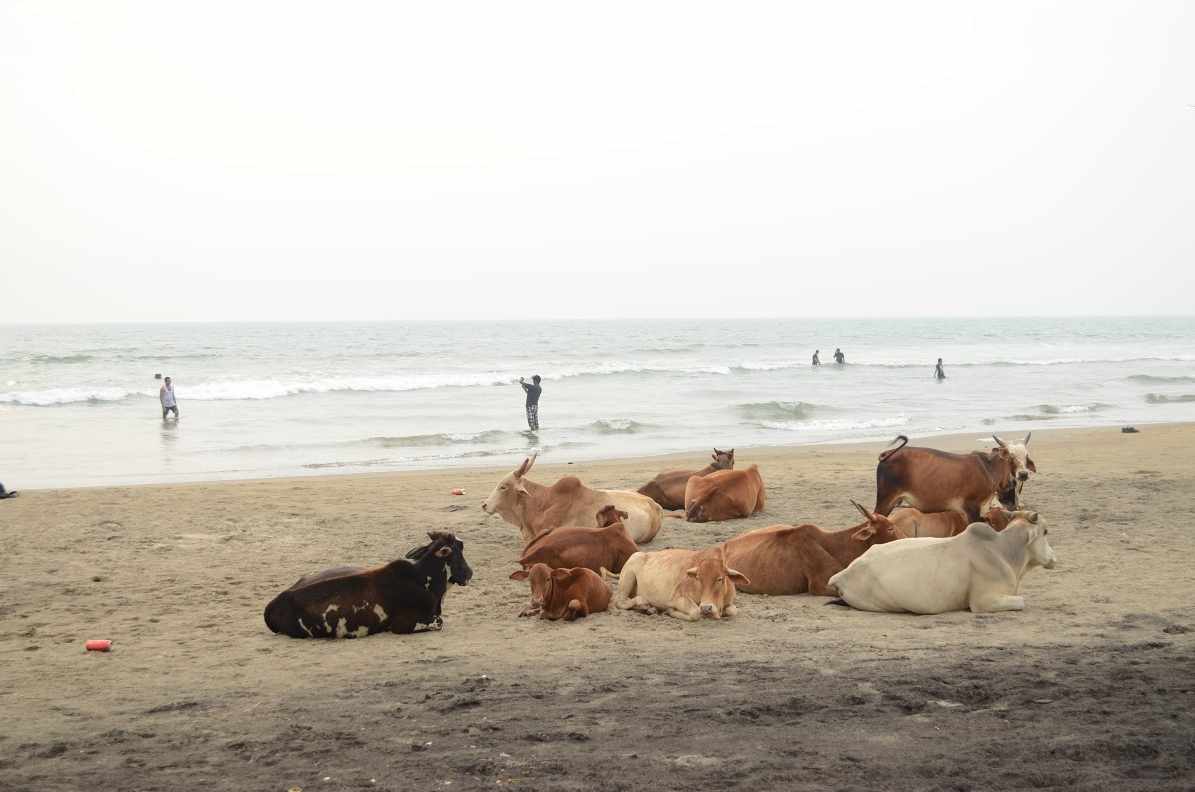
[737,401,820,422]
[370,430,516,447]
[1145,393,1195,404]
[1126,374,1195,384]
[758,415,909,433]
[588,419,653,434]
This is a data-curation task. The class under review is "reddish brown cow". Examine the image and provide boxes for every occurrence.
[516,506,639,575]
[684,464,765,523]
[719,502,907,595]
[637,448,735,510]
[874,435,1032,522]
[511,563,611,620]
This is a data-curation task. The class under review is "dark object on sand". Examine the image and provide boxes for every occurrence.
[1122,426,1139,434]
[0,482,17,499]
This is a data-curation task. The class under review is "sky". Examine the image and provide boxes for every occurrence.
[1,1,1192,322]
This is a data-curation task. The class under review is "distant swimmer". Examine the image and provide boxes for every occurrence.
[834,348,845,365]
[935,358,946,381]
[812,349,821,366]
[519,375,542,431]
[160,376,179,420]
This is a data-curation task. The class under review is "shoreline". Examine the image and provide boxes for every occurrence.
[15,417,1188,493]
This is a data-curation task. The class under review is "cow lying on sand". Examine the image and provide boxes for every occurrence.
[637,448,735,510]
[516,505,639,575]
[720,501,906,595]
[511,563,611,621]
[827,514,1056,614]
[874,434,1036,521]
[615,548,748,621]
[483,455,663,544]
[263,532,472,638]
[889,504,1027,538]
[684,464,765,523]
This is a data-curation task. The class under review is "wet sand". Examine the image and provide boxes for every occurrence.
[2,424,1193,791]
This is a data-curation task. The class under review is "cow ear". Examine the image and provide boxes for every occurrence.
[509,569,529,581]
[685,566,699,578]
[726,568,751,587]
[1026,511,1039,524]
[851,525,877,541]
[1026,457,1037,472]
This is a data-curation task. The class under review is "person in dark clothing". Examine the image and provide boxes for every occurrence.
[812,349,821,366]
[934,358,946,380]
[519,375,542,431]
[833,348,845,365]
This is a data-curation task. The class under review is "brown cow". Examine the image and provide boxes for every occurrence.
[719,502,906,595]
[511,563,611,621]
[874,434,1035,522]
[889,504,1027,538]
[637,448,735,510]
[684,464,765,523]
[482,456,662,543]
[516,506,639,575]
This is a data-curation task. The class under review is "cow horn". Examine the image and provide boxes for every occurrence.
[849,499,871,520]
[992,434,1007,448]
[1023,432,1032,445]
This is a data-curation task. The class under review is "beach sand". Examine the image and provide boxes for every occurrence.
[3,425,1193,790]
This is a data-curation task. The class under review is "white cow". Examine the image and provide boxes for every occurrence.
[827,515,1056,614]
[481,455,663,544]
[614,549,748,621]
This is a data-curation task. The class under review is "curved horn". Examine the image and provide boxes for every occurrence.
[849,499,872,520]
[992,434,1007,448]
[1023,431,1032,445]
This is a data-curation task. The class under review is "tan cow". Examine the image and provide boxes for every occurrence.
[515,506,639,574]
[683,465,766,523]
[890,504,1026,538]
[614,548,748,621]
[719,502,906,596]
[637,449,735,510]
[511,563,611,621]
[482,456,663,544]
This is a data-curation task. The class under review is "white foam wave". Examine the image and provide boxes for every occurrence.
[0,386,137,406]
[757,415,910,433]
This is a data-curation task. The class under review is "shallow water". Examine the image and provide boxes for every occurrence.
[2,317,1193,488]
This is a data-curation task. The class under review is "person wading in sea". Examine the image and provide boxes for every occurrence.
[812,349,821,366]
[519,375,542,431]
[834,348,845,365]
[934,358,946,381]
[160,376,179,420]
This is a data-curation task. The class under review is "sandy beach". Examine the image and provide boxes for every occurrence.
[3,424,1193,791]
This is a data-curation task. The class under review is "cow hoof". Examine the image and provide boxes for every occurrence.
[431,617,444,631]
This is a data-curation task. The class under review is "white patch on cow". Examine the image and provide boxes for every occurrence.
[335,617,349,638]
[297,618,313,637]
[322,604,339,632]
[373,604,387,622]
[354,626,370,638]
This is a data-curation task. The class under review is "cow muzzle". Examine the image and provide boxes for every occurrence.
[699,603,718,619]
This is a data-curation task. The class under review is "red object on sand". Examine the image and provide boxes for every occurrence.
[451,488,465,496]
[85,640,112,652]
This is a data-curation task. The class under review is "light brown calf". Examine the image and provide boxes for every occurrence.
[511,563,611,621]
[684,464,765,523]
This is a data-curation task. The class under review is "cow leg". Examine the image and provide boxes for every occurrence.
[795,539,843,596]
[389,611,420,634]
[519,604,542,618]
[565,599,588,621]
[665,604,700,621]
[613,564,639,609]
[970,593,1025,613]
[723,603,738,617]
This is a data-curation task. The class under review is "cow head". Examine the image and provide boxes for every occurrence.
[1008,512,1056,570]
[595,505,629,528]
[684,553,749,619]
[482,455,536,521]
[849,500,907,543]
[992,433,1037,484]
[986,507,1039,532]
[510,563,554,612]
[412,531,473,585]
[711,448,735,470]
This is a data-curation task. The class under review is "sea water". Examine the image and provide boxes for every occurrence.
[1,318,1193,489]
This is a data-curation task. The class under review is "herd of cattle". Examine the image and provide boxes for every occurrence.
[264,433,1056,638]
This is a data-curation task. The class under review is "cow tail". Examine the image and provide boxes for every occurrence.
[878,435,909,462]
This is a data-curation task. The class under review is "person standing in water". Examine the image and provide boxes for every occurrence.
[160,376,179,420]
[934,358,946,380]
[519,375,542,431]
[833,348,845,365]
[812,349,821,366]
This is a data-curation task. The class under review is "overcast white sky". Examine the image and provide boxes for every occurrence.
[1,2,1192,322]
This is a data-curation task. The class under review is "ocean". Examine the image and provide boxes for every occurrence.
[1,318,1193,490]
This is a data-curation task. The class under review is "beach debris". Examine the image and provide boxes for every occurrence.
[1121,426,1139,433]
[288,787,302,792]
[933,699,964,709]
[451,488,466,496]
[85,639,112,652]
